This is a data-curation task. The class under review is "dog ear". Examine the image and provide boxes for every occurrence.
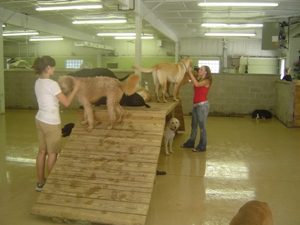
[121,74,140,95]
[59,75,75,94]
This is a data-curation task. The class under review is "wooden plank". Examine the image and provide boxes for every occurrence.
[45,178,152,194]
[43,182,152,203]
[35,194,148,215]
[62,142,160,157]
[54,157,157,174]
[47,174,154,190]
[32,204,146,225]
[32,101,181,225]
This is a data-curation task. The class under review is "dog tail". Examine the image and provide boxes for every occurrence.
[121,74,140,95]
[133,65,154,73]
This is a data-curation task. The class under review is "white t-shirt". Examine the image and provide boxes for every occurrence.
[35,78,62,125]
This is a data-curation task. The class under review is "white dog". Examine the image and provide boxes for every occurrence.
[164,117,180,155]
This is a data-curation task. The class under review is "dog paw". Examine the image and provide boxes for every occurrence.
[81,120,88,125]
[86,127,93,132]
[107,125,113,129]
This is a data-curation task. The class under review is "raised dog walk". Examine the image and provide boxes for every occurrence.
[31,101,182,225]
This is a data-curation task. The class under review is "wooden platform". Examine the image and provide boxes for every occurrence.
[31,101,181,225]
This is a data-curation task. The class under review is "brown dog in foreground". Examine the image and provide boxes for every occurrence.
[230,200,273,225]
[58,74,139,130]
[133,58,192,102]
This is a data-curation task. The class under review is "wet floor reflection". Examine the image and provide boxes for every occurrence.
[0,110,300,225]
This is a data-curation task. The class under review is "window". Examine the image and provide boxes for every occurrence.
[198,60,220,73]
[65,59,83,69]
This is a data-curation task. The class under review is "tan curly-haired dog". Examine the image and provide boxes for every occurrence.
[58,74,139,130]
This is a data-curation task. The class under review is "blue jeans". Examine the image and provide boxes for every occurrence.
[186,102,209,150]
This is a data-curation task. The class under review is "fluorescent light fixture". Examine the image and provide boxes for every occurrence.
[97,32,136,37]
[205,32,256,37]
[73,19,127,24]
[198,2,278,7]
[36,4,102,11]
[201,23,263,28]
[29,36,64,41]
[3,30,39,36]
[2,24,6,28]
[114,36,154,40]
[74,41,114,51]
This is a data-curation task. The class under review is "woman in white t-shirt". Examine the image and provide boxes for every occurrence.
[32,56,79,191]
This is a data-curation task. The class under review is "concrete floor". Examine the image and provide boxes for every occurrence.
[0,109,300,225]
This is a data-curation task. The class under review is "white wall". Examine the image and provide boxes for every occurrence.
[288,37,300,71]
[180,37,278,57]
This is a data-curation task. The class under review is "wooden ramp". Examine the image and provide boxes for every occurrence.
[32,101,180,225]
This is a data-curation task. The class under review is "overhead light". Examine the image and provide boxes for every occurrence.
[114,36,154,40]
[97,32,153,38]
[201,23,263,28]
[198,2,278,7]
[29,36,64,41]
[3,30,39,36]
[73,19,127,24]
[2,24,6,28]
[205,32,256,37]
[74,41,114,51]
[97,32,136,37]
[36,4,103,11]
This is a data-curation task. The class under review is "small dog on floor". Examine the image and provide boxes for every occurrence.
[164,117,180,155]
[230,200,273,225]
[252,109,272,120]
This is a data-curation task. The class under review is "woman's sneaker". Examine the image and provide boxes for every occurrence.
[181,141,194,148]
[35,182,45,192]
[192,148,206,152]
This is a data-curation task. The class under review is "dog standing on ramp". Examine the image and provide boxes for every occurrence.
[230,200,273,225]
[58,74,139,130]
[134,58,192,102]
[164,117,180,155]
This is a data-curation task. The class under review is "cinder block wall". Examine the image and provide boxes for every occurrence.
[141,73,278,116]
[274,80,295,127]
[5,70,280,117]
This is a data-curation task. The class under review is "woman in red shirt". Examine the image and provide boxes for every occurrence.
[182,66,212,152]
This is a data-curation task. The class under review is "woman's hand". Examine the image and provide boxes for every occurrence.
[188,67,194,78]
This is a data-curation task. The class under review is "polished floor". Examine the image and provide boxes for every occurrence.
[0,109,300,225]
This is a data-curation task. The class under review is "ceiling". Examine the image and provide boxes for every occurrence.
[0,0,300,43]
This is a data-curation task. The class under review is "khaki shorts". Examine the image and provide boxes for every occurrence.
[35,119,61,154]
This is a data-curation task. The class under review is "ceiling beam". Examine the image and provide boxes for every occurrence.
[138,1,178,42]
[0,7,101,43]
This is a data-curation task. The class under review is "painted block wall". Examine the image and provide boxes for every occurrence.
[5,70,279,118]
[141,73,278,115]
[274,80,295,127]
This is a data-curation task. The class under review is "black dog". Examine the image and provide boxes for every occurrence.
[68,68,129,81]
[95,93,150,108]
[251,110,272,119]
[61,123,75,137]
